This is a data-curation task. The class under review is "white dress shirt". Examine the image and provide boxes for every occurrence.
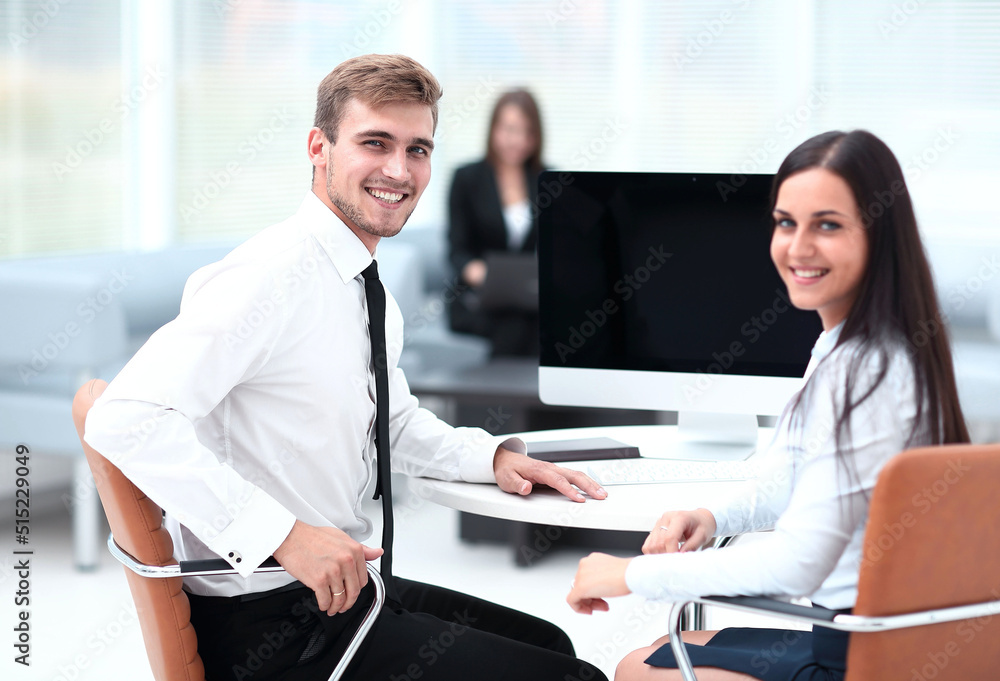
[503,199,532,250]
[625,323,930,610]
[85,192,506,596]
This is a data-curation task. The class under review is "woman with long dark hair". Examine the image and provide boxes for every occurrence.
[567,130,969,681]
[447,89,544,356]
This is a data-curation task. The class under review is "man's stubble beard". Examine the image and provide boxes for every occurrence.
[326,166,416,239]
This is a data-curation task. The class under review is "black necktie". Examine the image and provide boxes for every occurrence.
[361,261,399,601]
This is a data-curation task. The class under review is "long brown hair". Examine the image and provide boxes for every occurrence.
[485,89,544,174]
[775,130,969,448]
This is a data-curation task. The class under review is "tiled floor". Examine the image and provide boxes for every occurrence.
[2,478,798,681]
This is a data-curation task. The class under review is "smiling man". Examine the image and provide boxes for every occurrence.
[85,55,608,681]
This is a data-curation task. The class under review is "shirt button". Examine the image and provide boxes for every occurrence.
[229,551,242,564]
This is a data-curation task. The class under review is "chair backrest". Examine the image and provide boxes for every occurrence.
[72,379,205,681]
[847,443,1000,680]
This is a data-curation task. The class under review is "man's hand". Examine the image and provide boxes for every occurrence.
[567,552,632,615]
[493,446,607,502]
[642,509,717,555]
[273,520,383,615]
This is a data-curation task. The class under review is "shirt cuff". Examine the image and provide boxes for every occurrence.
[703,503,732,537]
[625,552,705,601]
[625,553,673,601]
[458,433,519,483]
[204,488,297,578]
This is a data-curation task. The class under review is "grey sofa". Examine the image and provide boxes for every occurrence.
[0,236,487,569]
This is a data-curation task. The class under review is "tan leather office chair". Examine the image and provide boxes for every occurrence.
[662,443,1000,681]
[72,379,383,681]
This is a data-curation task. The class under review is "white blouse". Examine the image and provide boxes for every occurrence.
[625,323,929,610]
[503,200,532,250]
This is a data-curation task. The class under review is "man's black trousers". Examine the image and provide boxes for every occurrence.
[188,576,608,681]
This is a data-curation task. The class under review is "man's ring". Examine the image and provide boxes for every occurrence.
[659,526,670,531]
[333,590,345,596]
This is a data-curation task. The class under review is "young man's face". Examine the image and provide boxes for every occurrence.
[313,98,434,250]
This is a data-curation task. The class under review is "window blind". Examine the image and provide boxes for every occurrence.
[1,1,122,258]
[2,0,997,256]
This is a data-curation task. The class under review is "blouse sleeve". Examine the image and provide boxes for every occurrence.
[626,348,913,603]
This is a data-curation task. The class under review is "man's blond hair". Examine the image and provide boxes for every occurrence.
[314,54,443,143]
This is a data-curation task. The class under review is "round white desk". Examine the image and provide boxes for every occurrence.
[409,424,771,533]
[410,424,768,630]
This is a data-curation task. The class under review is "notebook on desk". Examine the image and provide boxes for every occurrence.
[527,437,640,463]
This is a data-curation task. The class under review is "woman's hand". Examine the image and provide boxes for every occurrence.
[642,509,717,555]
[567,552,633,615]
[462,259,487,287]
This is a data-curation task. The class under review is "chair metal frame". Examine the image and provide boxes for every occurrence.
[665,594,1000,681]
[107,533,386,681]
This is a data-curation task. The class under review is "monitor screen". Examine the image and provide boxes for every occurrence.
[537,171,823,417]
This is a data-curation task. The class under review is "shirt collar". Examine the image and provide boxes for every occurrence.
[811,320,844,363]
[297,191,375,284]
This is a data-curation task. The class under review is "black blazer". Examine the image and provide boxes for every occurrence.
[447,159,540,279]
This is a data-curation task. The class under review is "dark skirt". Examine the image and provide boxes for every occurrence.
[644,622,849,681]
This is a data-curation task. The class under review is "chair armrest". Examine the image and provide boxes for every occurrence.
[665,596,841,681]
[107,533,385,681]
[702,595,838,622]
[179,556,282,574]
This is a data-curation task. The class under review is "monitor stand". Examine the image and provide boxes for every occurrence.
[649,411,759,462]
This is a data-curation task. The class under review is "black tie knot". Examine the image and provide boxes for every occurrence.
[362,260,379,281]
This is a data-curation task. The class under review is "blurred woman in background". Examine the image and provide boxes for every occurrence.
[447,89,544,356]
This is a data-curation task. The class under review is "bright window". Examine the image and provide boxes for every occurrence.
[1,0,998,258]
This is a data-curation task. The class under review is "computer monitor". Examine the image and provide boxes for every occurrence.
[537,171,824,460]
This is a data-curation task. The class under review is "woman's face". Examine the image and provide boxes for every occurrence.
[491,103,537,167]
[770,168,869,331]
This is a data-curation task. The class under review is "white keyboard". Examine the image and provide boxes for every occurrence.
[587,458,759,485]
